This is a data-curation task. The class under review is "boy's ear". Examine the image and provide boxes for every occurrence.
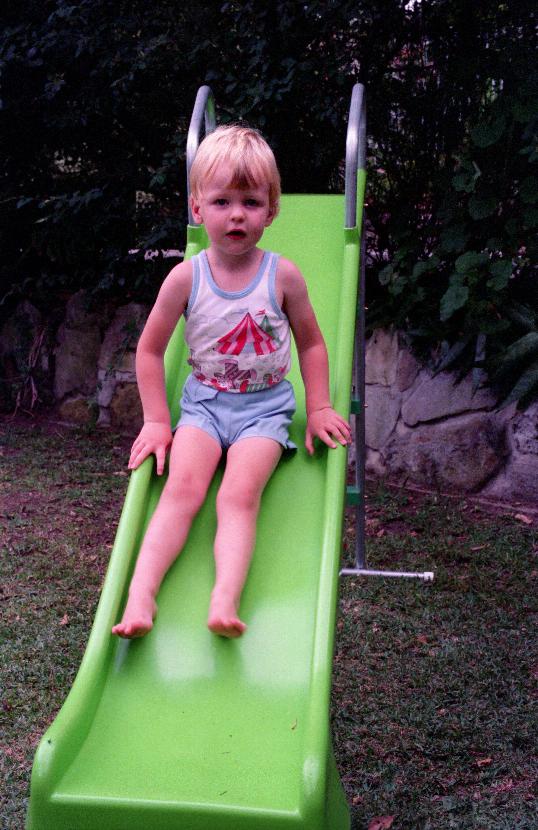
[190,194,203,224]
[264,205,278,227]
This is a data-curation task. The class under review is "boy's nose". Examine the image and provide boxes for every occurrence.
[230,203,245,220]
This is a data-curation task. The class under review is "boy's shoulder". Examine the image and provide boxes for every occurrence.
[162,258,193,291]
[166,257,193,281]
[275,256,308,303]
[154,258,193,313]
[275,255,304,286]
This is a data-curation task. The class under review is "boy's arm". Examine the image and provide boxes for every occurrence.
[281,260,351,455]
[128,261,192,475]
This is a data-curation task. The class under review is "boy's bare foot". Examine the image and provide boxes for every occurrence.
[112,592,157,639]
[207,591,247,638]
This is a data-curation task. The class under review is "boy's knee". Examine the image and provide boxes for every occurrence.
[164,473,207,512]
[217,482,260,515]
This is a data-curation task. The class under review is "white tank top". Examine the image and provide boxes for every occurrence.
[184,250,292,393]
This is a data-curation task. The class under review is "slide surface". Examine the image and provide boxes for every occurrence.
[27,194,360,830]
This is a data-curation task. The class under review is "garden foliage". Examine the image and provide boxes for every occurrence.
[1,1,536,404]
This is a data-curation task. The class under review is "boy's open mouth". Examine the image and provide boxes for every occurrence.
[226,230,246,239]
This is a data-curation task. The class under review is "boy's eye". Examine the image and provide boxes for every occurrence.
[245,199,259,207]
[214,198,228,206]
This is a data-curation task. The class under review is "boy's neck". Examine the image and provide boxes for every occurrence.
[206,245,264,280]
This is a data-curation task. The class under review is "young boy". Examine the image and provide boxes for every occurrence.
[112,126,351,640]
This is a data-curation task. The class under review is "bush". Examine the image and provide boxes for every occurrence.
[371,67,538,407]
[1,1,536,403]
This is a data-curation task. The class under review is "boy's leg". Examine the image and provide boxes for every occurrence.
[208,437,282,638]
[112,426,222,638]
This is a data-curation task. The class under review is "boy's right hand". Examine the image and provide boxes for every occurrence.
[128,421,173,476]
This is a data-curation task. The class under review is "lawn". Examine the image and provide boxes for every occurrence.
[1,416,536,829]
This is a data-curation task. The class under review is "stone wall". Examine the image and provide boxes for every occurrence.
[0,291,149,429]
[365,330,537,504]
[1,299,536,504]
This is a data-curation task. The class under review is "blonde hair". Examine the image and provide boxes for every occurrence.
[190,125,281,214]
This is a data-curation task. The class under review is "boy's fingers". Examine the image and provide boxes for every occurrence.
[129,443,151,470]
[320,430,337,449]
[332,426,350,445]
[155,447,166,475]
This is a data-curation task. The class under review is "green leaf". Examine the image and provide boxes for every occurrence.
[434,335,472,374]
[485,237,503,252]
[520,143,538,163]
[440,276,469,321]
[493,333,538,381]
[455,251,488,274]
[506,303,536,332]
[487,259,512,291]
[523,207,538,228]
[451,160,481,193]
[469,194,497,220]
[499,359,538,409]
[412,256,440,280]
[378,264,393,286]
[471,116,506,148]
[439,225,468,253]
[512,99,538,123]
[520,176,538,204]
[389,275,407,296]
[452,173,471,192]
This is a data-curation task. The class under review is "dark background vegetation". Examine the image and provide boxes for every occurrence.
[1,1,537,405]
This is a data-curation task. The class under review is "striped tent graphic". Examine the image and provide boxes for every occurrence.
[217,313,277,356]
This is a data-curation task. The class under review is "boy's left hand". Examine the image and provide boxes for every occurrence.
[305,407,351,455]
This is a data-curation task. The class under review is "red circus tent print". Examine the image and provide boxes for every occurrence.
[217,313,277,356]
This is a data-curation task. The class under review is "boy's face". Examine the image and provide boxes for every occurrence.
[191,163,276,257]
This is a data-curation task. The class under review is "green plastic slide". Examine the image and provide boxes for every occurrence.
[27,190,363,829]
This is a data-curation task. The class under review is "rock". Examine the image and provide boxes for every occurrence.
[365,329,399,386]
[396,346,420,392]
[0,301,52,409]
[98,304,148,374]
[483,402,538,502]
[365,385,401,449]
[64,290,102,329]
[54,325,101,399]
[57,396,95,425]
[401,371,496,426]
[96,370,117,408]
[483,456,537,503]
[382,412,507,492]
[365,447,387,477]
[110,383,143,430]
[511,402,538,455]
[95,304,148,427]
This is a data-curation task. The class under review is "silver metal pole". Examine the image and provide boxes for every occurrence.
[354,228,367,569]
[186,86,216,224]
[340,83,433,582]
[341,569,435,581]
[345,84,366,229]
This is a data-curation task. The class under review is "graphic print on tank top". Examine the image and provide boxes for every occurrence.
[184,250,291,393]
[217,312,278,356]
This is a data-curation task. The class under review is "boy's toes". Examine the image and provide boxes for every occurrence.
[208,616,247,638]
[112,619,153,639]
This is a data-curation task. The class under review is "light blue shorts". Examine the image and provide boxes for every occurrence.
[176,374,297,451]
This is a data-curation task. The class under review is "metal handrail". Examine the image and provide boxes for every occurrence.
[344,83,367,229]
[186,85,216,224]
[342,85,434,582]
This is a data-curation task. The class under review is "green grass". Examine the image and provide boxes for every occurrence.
[337,489,538,829]
[0,418,132,830]
[1,417,537,829]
